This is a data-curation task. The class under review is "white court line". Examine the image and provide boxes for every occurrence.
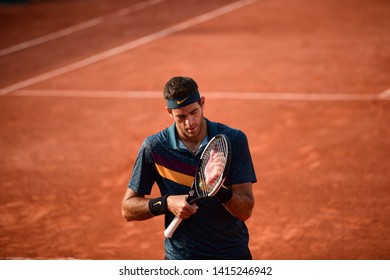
[0,0,258,96]
[0,0,165,56]
[378,88,390,99]
[10,89,388,101]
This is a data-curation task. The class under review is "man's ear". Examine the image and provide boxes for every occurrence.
[165,106,173,118]
[200,96,205,109]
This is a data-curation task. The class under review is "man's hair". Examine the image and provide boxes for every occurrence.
[163,76,199,100]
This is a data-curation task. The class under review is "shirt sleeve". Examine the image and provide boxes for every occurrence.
[225,130,257,186]
[127,138,157,195]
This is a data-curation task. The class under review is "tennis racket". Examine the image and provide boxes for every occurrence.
[164,134,231,238]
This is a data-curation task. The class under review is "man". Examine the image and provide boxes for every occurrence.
[122,76,257,259]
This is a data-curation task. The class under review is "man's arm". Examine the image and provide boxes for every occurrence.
[121,188,198,221]
[221,182,254,221]
[121,188,153,221]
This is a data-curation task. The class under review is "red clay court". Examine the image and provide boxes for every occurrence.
[1,0,389,259]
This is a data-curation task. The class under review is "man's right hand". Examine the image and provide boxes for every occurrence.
[167,195,198,219]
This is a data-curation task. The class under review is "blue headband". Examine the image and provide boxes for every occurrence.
[166,90,201,109]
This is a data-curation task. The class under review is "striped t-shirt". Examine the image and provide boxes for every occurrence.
[128,118,257,259]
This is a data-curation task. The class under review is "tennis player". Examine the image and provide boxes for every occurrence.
[122,76,257,259]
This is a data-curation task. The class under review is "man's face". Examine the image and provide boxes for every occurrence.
[167,97,205,141]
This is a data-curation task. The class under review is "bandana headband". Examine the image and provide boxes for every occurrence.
[166,90,201,109]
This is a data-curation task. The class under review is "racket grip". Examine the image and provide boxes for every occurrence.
[164,216,183,238]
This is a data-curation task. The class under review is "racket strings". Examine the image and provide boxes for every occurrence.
[197,139,229,197]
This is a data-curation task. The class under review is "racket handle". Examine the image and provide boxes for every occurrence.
[164,216,183,238]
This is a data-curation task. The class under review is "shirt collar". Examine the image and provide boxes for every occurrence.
[178,136,208,152]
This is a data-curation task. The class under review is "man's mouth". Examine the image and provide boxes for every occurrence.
[187,126,197,134]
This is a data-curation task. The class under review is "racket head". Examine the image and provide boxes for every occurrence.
[193,134,231,199]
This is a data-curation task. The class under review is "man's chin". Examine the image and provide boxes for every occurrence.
[186,129,199,137]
